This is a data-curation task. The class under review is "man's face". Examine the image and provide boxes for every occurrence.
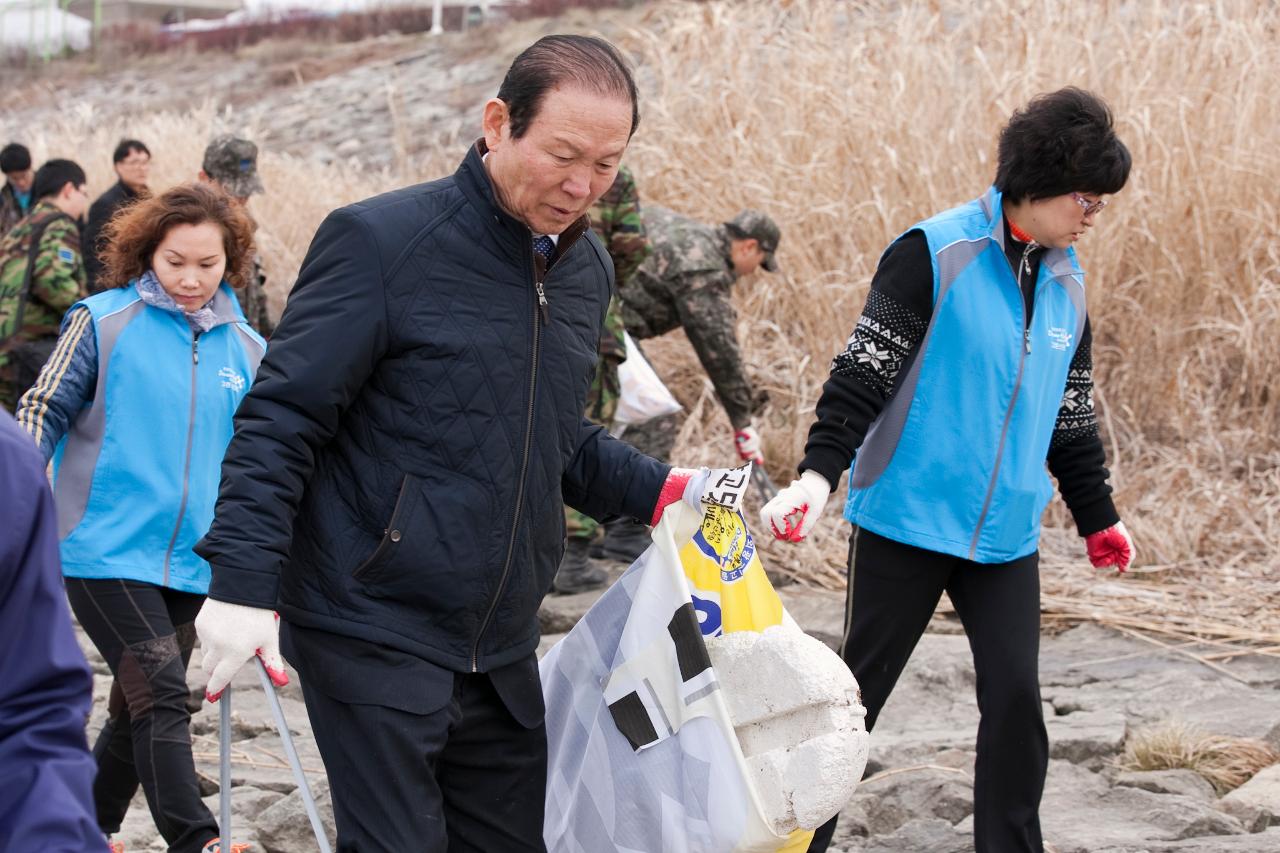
[4,168,34,193]
[60,182,90,220]
[1021,192,1106,250]
[730,238,767,277]
[482,85,632,236]
[115,149,151,191]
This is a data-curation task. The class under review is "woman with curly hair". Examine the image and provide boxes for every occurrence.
[16,182,266,853]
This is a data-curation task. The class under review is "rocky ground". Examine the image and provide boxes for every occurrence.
[6,7,647,173]
[84,576,1280,852]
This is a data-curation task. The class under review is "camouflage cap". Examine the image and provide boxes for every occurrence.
[202,135,263,198]
[724,209,781,272]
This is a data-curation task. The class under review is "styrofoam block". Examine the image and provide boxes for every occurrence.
[706,623,870,835]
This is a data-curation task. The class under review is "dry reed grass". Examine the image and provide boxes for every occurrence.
[609,0,1280,662]
[18,0,1280,657]
[1119,720,1279,793]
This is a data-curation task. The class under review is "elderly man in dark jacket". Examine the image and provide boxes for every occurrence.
[193,35,700,851]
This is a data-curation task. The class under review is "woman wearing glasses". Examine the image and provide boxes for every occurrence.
[762,87,1133,853]
[84,139,152,293]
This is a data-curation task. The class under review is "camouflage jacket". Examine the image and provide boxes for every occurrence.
[589,165,651,293]
[0,202,86,354]
[232,255,275,338]
[0,183,28,239]
[618,204,756,429]
[588,166,650,366]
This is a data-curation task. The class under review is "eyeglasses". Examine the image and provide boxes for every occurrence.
[1071,192,1108,217]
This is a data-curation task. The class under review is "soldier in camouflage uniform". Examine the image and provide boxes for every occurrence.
[199,135,275,337]
[1,143,35,238]
[0,160,89,412]
[554,165,651,593]
[598,205,781,564]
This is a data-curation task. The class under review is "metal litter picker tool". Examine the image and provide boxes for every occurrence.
[217,661,333,853]
[751,463,779,503]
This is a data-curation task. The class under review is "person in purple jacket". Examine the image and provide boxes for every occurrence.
[0,409,105,853]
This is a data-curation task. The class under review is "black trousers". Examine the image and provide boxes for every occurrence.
[285,624,548,853]
[807,527,1048,853]
[66,578,217,853]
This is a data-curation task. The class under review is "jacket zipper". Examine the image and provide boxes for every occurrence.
[535,279,550,322]
[163,332,200,585]
[1020,242,1036,353]
[968,240,1037,558]
[471,254,544,672]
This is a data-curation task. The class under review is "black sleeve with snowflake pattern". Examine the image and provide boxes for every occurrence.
[799,231,933,489]
[1046,318,1120,536]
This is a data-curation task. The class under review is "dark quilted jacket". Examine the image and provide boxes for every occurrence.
[197,144,669,673]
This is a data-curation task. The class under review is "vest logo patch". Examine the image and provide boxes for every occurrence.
[1047,326,1073,351]
[218,366,246,392]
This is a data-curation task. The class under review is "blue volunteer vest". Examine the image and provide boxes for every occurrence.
[844,187,1087,563]
[53,282,265,593]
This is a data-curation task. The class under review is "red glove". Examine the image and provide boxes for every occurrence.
[648,465,754,526]
[650,468,696,526]
[1085,522,1135,572]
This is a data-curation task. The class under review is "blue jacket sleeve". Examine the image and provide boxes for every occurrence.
[561,417,670,524]
[15,306,98,461]
[196,210,389,608]
[0,413,105,852]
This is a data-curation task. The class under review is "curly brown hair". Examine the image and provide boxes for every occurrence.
[99,181,256,291]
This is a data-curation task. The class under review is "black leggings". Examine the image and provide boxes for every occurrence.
[66,578,218,853]
[807,527,1048,853]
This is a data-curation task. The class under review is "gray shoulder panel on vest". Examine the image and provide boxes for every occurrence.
[978,189,994,221]
[851,237,987,489]
[233,325,266,378]
[55,300,145,538]
[1045,249,1088,344]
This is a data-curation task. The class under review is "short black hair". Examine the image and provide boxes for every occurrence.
[1,143,31,174]
[32,159,86,201]
[112,138,150,164]
[496,34,639,140]
[995,87,1131,203]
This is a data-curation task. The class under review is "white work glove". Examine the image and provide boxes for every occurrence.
[195,599,288,702]
[1084,521,1135,573]
[734,424,764,464]
[760,470,832,542]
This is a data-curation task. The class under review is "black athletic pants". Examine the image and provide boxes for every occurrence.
[66,577,218,853]
[806,527,1048,853]
[284,623,549,853]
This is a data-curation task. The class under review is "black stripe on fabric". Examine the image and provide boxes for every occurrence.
[667,602,711,683]
[607,691,659,751]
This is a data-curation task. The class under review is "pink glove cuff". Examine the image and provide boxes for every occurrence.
[650,468,695,526]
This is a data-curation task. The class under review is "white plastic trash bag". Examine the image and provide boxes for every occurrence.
[614,331,682,426]
[540,468,869,853]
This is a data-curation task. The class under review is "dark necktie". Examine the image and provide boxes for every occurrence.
[532,235,555,263]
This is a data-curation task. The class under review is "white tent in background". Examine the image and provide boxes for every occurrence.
[0,1,93,54]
